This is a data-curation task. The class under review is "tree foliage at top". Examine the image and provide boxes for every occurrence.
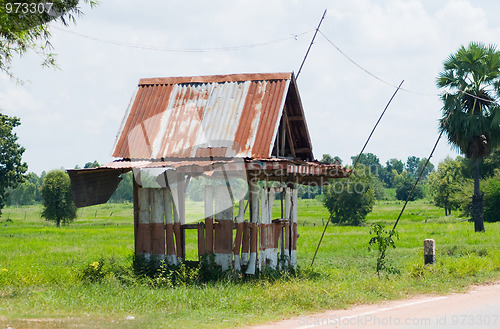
[0,113,27,213]
[437,42,500,232]
[41,169,76,227]
[0,0,97,81]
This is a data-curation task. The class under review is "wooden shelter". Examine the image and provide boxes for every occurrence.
[68,72,350,273]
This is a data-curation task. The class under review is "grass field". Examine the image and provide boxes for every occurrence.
[0,199,499,328]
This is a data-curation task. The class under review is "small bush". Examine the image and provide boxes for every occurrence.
[79,260,106,283]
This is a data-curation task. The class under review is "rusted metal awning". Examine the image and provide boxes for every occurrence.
[68,157,350,207]
[67,167,129,207]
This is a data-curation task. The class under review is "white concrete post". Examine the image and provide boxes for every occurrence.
[424,239,435,265]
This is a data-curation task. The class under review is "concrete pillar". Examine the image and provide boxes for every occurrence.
[424,239,435,265]
[214,185,233,271]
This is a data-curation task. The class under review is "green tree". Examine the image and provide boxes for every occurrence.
[83,160,100,168]
[0,113,27,213]
[437,42,500,232]
[405,156,420,179]
[351,153,382,178]
[416,157,435,180]
[109,171,133,203]
[41,170,76,227]
[6,172,42,205]
[394,171,424,201]
[0,0,97,80]
[323,166,376,226]
[382,158,404,187]
[320,154,342,165]
[428,157,463,216]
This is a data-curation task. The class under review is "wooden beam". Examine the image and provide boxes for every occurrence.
[283,110,296,158]
[287,115,305,122]
[294,147,313,154]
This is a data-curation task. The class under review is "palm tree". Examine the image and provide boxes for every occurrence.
[437,42,500,232]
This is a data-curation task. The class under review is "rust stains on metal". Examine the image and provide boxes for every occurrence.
[112,72,313,161]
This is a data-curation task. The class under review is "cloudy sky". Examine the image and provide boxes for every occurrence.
[2,0,500,174]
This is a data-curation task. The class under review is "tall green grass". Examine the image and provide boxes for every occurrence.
[0,200,499,328]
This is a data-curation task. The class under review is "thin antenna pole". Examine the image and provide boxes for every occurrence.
[310,80,404,267]
[296,9,327,79]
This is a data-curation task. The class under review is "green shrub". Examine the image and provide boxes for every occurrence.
[79,259,106,283]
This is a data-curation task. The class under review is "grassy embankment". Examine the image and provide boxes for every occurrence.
[0,199,499,328]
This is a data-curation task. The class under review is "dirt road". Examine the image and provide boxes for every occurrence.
[248,281,500,329]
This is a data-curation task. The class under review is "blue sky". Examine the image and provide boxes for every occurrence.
[2,0,500,174]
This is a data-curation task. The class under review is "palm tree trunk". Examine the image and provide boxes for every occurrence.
[472,158,485,232]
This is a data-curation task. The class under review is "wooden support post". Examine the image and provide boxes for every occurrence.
[137,187,151,258]
[272,221,282,269]
[249,222,258,274]
[150,189,165,259]
[233,200,245,271]
[177,174,186,260]
[204,185,214,255]
[267,188,277,269]
[133,178,139,255]
[164,188,177,265]
[284,187,292,267]
[241,221,250,266]
[246,180,259,275]
[197,222,206,259]
[284,221,290,268]
[214,185,233,271]
[259,187,268,272]
[291,187,298,268]
[170,186,183,260]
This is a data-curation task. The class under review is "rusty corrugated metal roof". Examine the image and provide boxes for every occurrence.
[112,72,314,161]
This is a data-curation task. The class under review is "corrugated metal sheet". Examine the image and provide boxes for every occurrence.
[112,73,306,160]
